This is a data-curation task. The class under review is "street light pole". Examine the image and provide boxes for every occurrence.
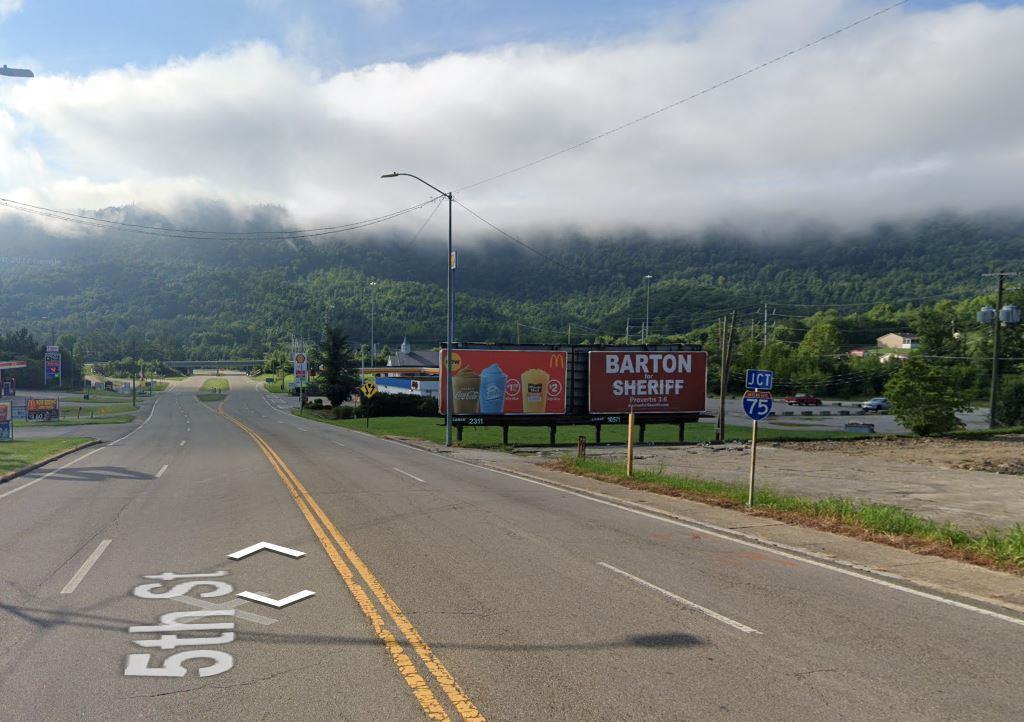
[381,172,455,446]
[643,274,653,344]
[369,280,377,362]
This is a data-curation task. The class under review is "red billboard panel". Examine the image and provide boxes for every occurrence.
[588,350,708,413]
[441,349,567,415]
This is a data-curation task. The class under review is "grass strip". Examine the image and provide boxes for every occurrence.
[0,437,94,475]
[556,456,1024,573]
[295,413,865,447]
[200,378,229,393]
[196,393,226,402]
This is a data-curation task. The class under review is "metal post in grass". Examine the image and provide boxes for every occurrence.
[748,419,758,507]
[626,411,636,477]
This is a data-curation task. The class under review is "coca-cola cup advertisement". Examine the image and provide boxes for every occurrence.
[441,350,567,415]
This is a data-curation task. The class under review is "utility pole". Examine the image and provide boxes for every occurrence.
[763,303,769,348]
[516,321,521,345]
[643,274,653,344]
[131,339,137,408]
[716,312,736,443]
[568,324,572,345]
[981,271,1022,428]
[625,319,630,344]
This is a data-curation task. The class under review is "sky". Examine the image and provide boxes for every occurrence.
[0,0,1022,239]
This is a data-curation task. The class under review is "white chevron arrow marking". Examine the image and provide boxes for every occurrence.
[237,589,315,609]
[227,542,306,560]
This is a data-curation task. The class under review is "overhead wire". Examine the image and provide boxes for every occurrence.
[455,0,910,194]
[0,195,444,241]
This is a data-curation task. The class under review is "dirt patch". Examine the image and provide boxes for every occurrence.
[782,435,1024,476]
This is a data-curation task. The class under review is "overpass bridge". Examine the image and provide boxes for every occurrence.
[165,360,264,373]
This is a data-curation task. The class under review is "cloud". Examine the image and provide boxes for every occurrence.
[0,0,22,21]
[2,1,1023,239]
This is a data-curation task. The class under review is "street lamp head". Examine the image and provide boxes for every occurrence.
[381,172,400,179]
[0,65,33,78]
[644,274,653,281]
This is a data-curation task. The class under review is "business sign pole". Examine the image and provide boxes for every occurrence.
[743,369,774,507]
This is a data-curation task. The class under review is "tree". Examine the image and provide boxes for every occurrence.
[1000,377,1024,426]
[884,356,972,435]
[317,325,359,408]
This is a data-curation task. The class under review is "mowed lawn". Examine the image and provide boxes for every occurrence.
[296,412,864,447]
[0,437,93,474]
[200,378,229,393]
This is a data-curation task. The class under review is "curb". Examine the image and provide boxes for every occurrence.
[0,440,102,486]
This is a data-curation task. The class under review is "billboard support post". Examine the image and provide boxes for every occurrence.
[626,411,635,477]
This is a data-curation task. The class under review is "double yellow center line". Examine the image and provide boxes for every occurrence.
[220,407,483,721]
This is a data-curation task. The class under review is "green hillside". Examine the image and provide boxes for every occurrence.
[0,211,1021,361]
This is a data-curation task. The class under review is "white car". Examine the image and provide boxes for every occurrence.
[861,397,890,412]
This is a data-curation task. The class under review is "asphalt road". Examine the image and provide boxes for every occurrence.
[1,378,1022,720]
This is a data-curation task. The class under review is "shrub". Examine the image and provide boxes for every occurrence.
[885,356,972,435]
[1000,377,1024,426]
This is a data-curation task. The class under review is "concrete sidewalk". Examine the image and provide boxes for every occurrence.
[395,438,1024,618]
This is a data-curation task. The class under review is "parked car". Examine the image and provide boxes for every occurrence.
[783,393,822,406]
[861,397,891,412]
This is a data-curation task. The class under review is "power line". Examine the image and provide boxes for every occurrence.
[453,199,580,275]
[0,195,443,241]
[455,0,909,194]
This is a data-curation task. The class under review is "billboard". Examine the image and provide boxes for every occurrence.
[441,349,567,415]
[588,350,708,413]
[44,345,61,384]
[27,397,59,422]
[0,401,12,441]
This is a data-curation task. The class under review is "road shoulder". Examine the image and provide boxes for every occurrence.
[385,435,1024,617]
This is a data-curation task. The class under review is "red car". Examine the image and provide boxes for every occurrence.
[783,393,822,406]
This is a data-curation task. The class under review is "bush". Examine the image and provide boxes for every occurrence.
[361,392,439,417]
[331,405,356,419]
[885,356,972,435]
[1001,377,1024,426]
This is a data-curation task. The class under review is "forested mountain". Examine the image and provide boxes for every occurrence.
[0,210,1021,363]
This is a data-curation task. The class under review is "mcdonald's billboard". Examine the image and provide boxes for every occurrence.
[440,349,567,415]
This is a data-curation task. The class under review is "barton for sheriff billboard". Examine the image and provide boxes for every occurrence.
[441,349,567,415]
[588,350,708,413]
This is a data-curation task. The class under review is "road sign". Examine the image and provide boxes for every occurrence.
[745,368,774,390]
[293,352,307,381]
[742,389,773,421]
[360,380,378,398]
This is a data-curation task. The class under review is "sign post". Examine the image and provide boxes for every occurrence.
[742,369,774,507]
[293,352,307,409]
[626,411,636,477]
[44,346,61,386]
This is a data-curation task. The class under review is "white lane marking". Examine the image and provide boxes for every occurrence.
[108,397,160,446]
[237,589,315,609]
[61,539,113,594]
[155,464,169,479]
[169,594,278,625]
[599,562,761,634]
[371,434,1024,629]
[228,541,306,560]
[179,440,187,447]
[0,447,105,501]
[332,441,345,448]
[394,467,427,484]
